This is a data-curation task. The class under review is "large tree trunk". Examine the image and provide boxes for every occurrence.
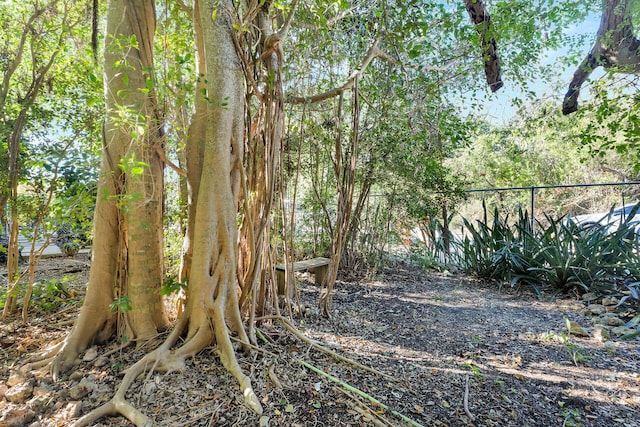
[178,0,207,284]
[54,2,264,424]
[51,0,168,374]
[174,0,261,412]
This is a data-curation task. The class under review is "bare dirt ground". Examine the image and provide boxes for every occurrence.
[1,256,639,427]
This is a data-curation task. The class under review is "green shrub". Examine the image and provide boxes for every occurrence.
[455,206,539,287]
[430,204,640,296]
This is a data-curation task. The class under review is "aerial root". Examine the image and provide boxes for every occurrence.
[72,397,153,427]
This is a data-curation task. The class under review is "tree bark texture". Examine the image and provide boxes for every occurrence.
[172,0,262,414]
[464,0,503,93]
[237,4,286,318]
[53,0,168,373]
[56,3,264,423]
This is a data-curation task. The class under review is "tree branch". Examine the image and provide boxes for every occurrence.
[464,0,503,92]
[286,39,383,104]
[155,145,187,177]
[563,0,640,114]
[174,0,193,18]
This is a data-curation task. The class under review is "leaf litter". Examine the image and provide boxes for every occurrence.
[0,257,638,426]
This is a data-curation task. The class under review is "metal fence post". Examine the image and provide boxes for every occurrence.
[530,186,535,230]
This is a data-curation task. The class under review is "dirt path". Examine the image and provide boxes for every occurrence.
[1,260,638,426]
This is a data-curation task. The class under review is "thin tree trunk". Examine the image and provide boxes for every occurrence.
[320,82,360,316]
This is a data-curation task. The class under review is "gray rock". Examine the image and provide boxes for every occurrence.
[82,347,98,362]
[593,325,611,342]
[93,356,109,368]
[587,304,606,315]
[57,401,83,420]
[604,316,625,327]
[0,403,36,427]
[28,395,52,413]
[5,380,34,404]
[32,385,53,398]
[68,371,83,381]
[69,377,96,400]
[612,326,635,336]
[604,341,616,354]
[593,314,626,327]
[63,402,82,420]
[6,370,30,387]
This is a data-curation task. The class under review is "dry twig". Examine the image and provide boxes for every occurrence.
[463,374,474,421]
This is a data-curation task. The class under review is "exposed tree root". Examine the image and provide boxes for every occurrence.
[259,314,398,383]
[25,336,65,363]
[337,386,395,427]
[68,307,262,426]
[301,360,424,427]
[209,299,263,415]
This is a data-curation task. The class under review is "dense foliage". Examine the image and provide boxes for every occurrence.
[422,203,640,298]
[1,0,638,303]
